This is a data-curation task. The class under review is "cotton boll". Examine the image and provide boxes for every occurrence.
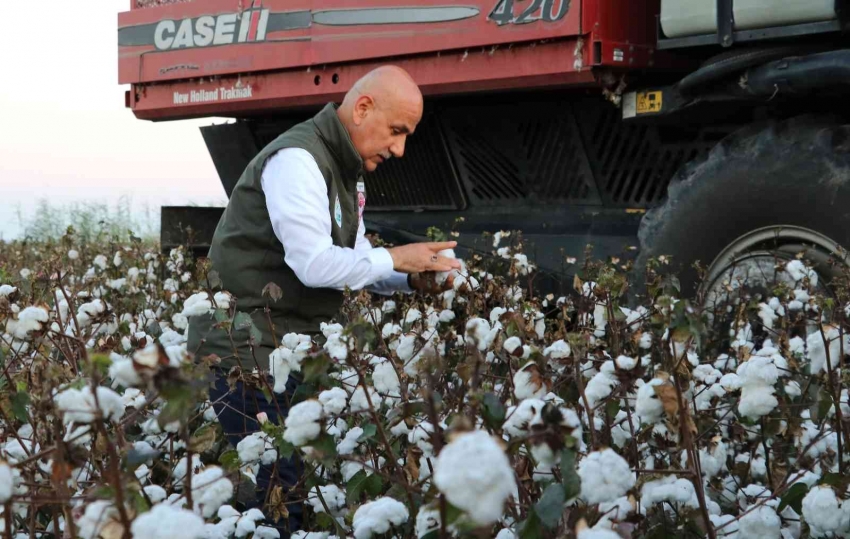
[434,249,458,286]
[433,430,516,526]
[144,485,168,504]
[120,388,146,410]
[806,326,849,376]
[320,322,344,338]
[130,503,205,539]
[282,400,323,446]
[737,505,781,538]
[212,291,232,310]
[237,432,276,466]
[307,484,347,515]
[341,461,365,483]
[336,427,364,456]
[801,486,846,536]
[0,463,14,503]
[503,336,522,355]
[350,385,383,413]
[438,310,455,324]
[269,345,306,394]
[352,497,409,539]
[786,260,818,286]
[253,526,281,539]
[382,323,402,340]
[76,501,118,539]
[584,368,617,409]
[318,387,348,416]
[6,306,49,339]
[758,302,778,330]
[543,339,571,359]
[465,317,496,351]
[577,528,622,539]
[503,399,546,437]
[615,355,637,370]
[234,508,266,538]
[739,384,778,419]
[415,505,441,538]
[785,381,802,398]
[181,292,212,318]
[192,466,234,518]
[324,333,349,361]
[371,357,401,397]
[640,475,699,508]
[54,386,124,424]
[709,514,739,538]
[513,362,548,400]
[699,439,727,478]
[108,353,142,388]
[577,449,635,504]
[408,422,437,456]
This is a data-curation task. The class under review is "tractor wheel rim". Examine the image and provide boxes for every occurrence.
[701,225,846,311]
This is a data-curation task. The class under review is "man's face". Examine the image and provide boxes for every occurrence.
[349,93,423,172]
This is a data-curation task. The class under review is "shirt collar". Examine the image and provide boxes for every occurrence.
[313,102,364,182]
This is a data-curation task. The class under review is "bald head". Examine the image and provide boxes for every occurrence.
[337,65,423,172]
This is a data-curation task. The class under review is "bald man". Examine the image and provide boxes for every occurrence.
[187,66,459,535]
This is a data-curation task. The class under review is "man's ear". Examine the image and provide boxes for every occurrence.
[352,95,374,126]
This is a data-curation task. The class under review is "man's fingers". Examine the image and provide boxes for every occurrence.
[429,257,460,271]
[425,241,457,252]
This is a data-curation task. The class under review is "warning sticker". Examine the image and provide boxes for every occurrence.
[636,91,663,114]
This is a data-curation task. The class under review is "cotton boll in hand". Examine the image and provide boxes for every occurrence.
[435,249,463,286]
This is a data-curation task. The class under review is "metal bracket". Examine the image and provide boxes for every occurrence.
[717,0,734,47]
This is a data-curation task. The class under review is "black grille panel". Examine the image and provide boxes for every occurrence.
[441,103,601,205]
[573,97,725,206]
[202,93,734,212]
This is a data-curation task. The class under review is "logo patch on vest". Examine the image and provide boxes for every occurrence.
[334,195,343,228]
[357,181,366,224]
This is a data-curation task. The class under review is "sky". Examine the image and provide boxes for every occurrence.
[0,1,228,240]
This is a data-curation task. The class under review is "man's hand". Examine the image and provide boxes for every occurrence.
[387,241,461,273]
[408,271,455,294]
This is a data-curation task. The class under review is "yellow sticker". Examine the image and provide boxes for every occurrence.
[636,91,663,114]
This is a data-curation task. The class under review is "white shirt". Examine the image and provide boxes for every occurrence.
[260,147,411,296]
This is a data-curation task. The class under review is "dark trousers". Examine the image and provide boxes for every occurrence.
[208,369,304,535]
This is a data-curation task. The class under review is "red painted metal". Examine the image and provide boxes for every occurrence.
[131,39,597,120]
[118,0,581,85]
[119,0,668,121]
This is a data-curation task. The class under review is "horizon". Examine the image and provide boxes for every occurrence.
[0,1,228,240]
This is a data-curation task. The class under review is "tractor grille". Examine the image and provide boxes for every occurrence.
[441,102,601,205]
[573,97,725,206]
[202,94,731,212]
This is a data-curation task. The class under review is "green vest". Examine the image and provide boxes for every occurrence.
[187,103,363,371]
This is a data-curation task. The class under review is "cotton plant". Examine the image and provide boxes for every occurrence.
[6,229,850,538]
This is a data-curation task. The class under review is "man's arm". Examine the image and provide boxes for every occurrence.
[261,148,397,291]
[354,220,413,296]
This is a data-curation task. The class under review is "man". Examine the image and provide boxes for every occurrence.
[187,65,459,533]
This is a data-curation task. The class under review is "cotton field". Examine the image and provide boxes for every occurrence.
[2,227,850,539]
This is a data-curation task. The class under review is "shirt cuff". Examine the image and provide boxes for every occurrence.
[367,247,396,282]
[386,271,414,294]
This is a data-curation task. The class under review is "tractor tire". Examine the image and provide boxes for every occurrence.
[634,116,850,301]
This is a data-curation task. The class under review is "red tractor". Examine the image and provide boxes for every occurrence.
[119,0,850,298]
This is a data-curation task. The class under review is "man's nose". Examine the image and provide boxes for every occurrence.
[390,137,406,158]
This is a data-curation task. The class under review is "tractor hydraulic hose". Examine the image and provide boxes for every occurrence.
[744,49,850,96]
[677,45,822,96]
